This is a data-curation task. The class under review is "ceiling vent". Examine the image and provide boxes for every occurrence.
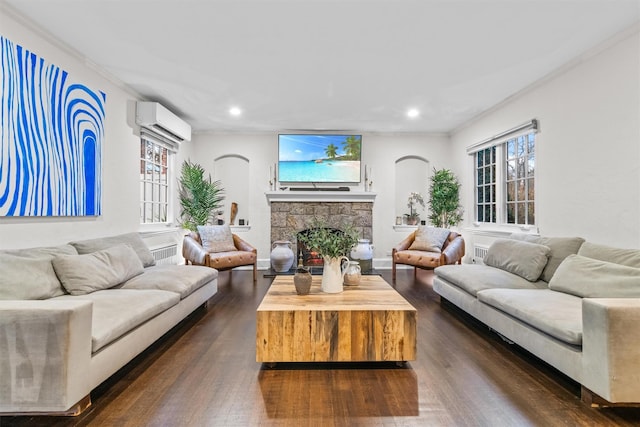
[136,102,191,143]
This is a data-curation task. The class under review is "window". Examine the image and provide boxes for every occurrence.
[139,136,171,224]
[470,121,537,226]
[505,133,535,225]
[475,146,496,223]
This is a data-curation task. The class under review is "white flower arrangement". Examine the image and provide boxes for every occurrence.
[405,192,425,219]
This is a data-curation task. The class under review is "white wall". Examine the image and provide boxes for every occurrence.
[191,132,452,267]
[5,6,636,260]
[450,28,640,252]
[0,7,145,249]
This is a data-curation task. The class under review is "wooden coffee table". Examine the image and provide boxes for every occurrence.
[256,275,416,363]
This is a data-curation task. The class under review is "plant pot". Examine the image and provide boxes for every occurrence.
[406,217,420,226]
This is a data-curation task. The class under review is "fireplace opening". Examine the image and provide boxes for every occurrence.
[296,228,344,267]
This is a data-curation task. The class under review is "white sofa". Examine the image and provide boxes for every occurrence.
[0,233,218,415]
[434,235,640,406]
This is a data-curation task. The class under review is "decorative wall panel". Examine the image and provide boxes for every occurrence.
[0,35,105,216]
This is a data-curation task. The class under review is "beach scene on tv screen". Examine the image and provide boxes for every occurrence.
[278,134,362,182]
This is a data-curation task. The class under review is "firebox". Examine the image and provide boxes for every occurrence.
[296,228,344,267]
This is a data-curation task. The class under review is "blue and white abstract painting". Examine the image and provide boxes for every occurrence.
[0,35,105,217]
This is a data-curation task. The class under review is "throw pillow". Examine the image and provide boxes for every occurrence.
[197,225,237,253]
[484,239,550,282]
[70,232,156,267]
[52,244,145,295]
[535,237,585,282]
[0,244,77,300]
[578,242,640,269]
[508,233,539,243]
[409,227,450,253]
[510,234,585,282]
[0,254,65,300]
[549,254,640,298]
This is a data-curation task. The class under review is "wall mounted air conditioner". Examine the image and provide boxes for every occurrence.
[136,102,192,143]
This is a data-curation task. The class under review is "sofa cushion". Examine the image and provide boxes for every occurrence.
[536,237,585,282]
[409,227,450,253]
[53,289,180,352]
[0,255,62,300]
[52,244,145,295]
[484,239,550,282]
[0,244,77,300]
[207,250,258,270]
[70,232,156,267]
[477,289,583,346]
[578,242,640,269]
[197,225,236,253]
[435,264,545,297]
[119,264,218,299]
[511,234,585,283]
[0,244,78,259]
[549,254,640,298]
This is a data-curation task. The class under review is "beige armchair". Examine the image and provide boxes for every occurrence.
[392,229,464,282]
[183,231,257,282]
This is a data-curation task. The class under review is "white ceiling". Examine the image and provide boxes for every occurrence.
[4,0,640,134]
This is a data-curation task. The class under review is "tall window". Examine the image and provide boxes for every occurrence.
[140,136,171,224]
[475,146,496,223]
[505,133,535,225]
[471,122,537,226]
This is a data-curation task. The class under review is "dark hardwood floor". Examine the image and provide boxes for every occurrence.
[3,269,640,426]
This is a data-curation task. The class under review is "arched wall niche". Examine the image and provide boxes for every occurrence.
[213,154,250,224]
[394,156,430,223]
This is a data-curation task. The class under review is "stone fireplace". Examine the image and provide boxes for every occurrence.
[270,201,373,263]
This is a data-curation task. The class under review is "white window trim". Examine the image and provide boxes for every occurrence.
[466,119,538,155]
[468,120,539,234]
[139,130,177,229]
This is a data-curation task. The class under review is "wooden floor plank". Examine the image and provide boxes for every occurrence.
[3,269,640,426]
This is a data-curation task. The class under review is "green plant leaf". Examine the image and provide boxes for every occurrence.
[428,168,463,228]
[178,160,225,231]
[297,217,360,259]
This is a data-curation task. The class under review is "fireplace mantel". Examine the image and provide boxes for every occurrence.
[265,191,376,203]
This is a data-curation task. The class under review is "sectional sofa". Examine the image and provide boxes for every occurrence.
[434,234,640,406]
[0,233,218,415]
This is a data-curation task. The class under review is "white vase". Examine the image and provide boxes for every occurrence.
[270,241,294,272]
[350,239,373,272]
[321,256,349,293]
[344,261,362,286]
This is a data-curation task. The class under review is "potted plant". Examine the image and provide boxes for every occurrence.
[178,160,225,231]
[404,192,425,225]
[428,168,463,228]
[297,218,360,293]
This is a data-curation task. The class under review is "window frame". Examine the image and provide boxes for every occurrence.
[475,146,497,223]
[505,133,535,226]
[139,132,176,226]
[469,123,537,230]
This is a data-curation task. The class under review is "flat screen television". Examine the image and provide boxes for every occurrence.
[278,134,362,183]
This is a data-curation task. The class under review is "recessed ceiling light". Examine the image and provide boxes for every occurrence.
[229,107,242,116]
[407,108,420,118]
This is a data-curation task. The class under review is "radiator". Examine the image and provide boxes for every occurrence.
[150,244,179,265]
[473,244,490,264]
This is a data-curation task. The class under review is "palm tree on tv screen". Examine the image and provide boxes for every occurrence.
[325,144,338,159]
[342,135,361,160]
